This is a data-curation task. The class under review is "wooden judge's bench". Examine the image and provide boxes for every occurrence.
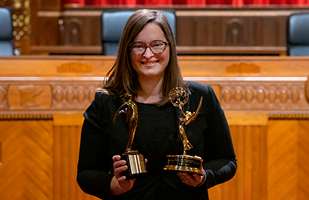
[0,55,309,200]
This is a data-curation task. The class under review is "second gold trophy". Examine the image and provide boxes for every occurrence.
[163,87,204,175]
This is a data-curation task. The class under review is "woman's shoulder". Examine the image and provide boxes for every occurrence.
[94,88,116,100]
[187,81,213,94]
[89,88,121,108]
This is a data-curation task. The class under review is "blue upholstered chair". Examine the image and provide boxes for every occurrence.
[0,7,14,56]
[287,13,309,56]
[102,10,176,56]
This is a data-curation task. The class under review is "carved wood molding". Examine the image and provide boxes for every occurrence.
[0,113,53,120]
[305,76,309,102]
[0,77,308,119]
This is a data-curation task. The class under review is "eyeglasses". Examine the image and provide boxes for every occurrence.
[129,40,169,55]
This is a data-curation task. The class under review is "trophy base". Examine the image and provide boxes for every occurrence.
[163,155,203,175]
[121,150,147,179]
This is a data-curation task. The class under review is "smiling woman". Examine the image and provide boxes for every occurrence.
[76,9,237,200]
[130,23,170,102]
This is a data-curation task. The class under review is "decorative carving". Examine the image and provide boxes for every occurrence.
[12,0,31,41]
[66,18,83,45]
[66,87,74,103]
[77,88,85,103]
[280,89,288,103]
[54,87,64,103]
[8,85,52,109]
[226,18,244,45]
[223,89,231,103]
[291,89,300,103]
[88,86,96,101]
[51,82,101,110]
[1,79,308,119]
[18,85,44,107]
[257,89,265,103]
[219,82,308,111]
[0,87,6,106]
[246,89,254,102]
[235,88,243,102]
[269,112,309,119]
[0,113,53,120]
[269,89,277,103]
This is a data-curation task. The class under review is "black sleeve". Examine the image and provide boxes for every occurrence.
[77,92,114,200]
[201,85,237,189]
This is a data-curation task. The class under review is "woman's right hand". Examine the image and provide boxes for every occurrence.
[110,155,136,196]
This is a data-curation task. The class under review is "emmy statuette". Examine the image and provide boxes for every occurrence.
[163,87,204,175]
[113,93,147,179]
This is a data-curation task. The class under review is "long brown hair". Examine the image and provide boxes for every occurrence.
[103,9,188,106]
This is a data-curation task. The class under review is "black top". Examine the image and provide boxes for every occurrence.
[135,102,178,172]
[77,81,237,200]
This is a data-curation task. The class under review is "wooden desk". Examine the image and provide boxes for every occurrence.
[0,56,308,200]
[0,56,308,116]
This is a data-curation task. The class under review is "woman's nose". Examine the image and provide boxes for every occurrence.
[143,47,154,58]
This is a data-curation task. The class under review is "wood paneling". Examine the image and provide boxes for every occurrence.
[0,56,309,200]
[209,113,268,200]
[3,0,309,55]
[28,7,309,55]
[1,56,309,77]
[0,120,53,200]
[267,120,309,200]
[176,10,289,47]
[53,114,99,200]
[53,119,99,200]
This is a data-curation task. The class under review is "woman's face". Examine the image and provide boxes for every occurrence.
[130,23,170,80]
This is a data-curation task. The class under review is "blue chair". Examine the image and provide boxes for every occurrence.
[102,10,176,56]
[287,13,309,56]
[0,7,14,56]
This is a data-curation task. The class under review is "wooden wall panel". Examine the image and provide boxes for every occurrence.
[29,8,309,55]
[298,120,309,200]
[0,120,53,200]
[267,120,309,200]
[209,114,268,200]
[35,11,102,47]
[53,115,99,200]
[36,15,61,46]
[0,56,309,200]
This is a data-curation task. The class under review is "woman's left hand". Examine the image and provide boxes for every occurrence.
[177,171,205,187]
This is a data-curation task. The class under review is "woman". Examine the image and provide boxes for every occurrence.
[77,9,237,200]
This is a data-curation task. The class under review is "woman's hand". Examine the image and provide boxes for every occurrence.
[110,155,136,195]
[177,170,206,187]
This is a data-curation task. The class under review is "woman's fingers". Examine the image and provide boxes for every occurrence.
[177,172,204,187]
[112,155,127,179]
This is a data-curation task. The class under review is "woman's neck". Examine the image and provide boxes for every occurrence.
[135,76,163,104]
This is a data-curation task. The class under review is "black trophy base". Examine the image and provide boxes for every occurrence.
[121,150,147,179]
[163,155,203,175]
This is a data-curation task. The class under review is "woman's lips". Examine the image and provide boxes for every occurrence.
[141,60,159,65]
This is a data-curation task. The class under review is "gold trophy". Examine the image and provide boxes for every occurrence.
[163,87,204,175]
[113,93,147,179]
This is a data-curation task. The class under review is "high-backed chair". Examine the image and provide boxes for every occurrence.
[0,7,14,56]
[102,10,176,56]
[287,13,309,56]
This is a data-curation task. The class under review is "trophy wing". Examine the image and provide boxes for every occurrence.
[185,97,203,125]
